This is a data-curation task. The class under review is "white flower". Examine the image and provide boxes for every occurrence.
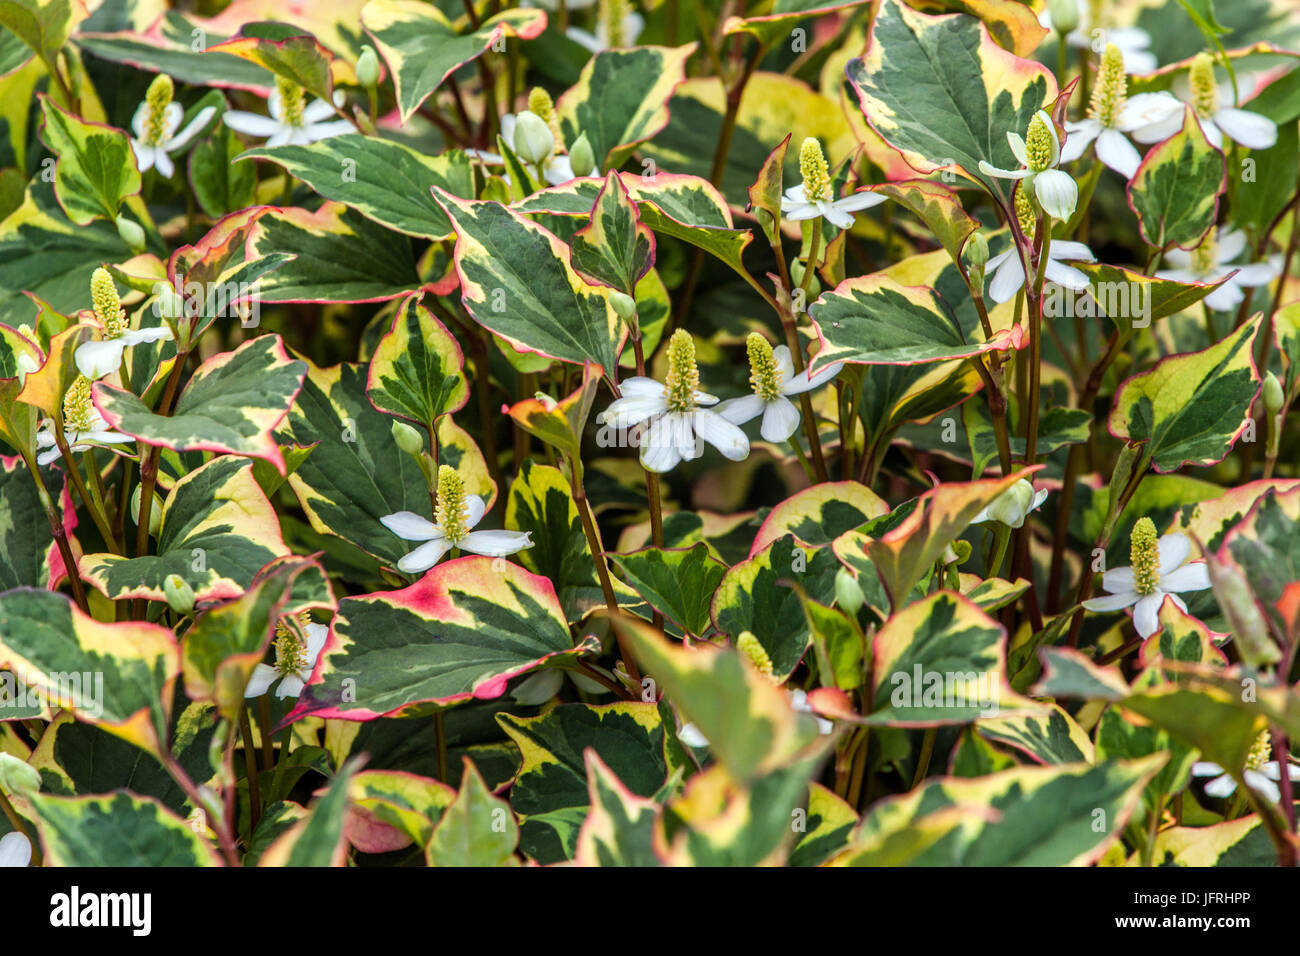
[0,832,31,867]
[1082,520,1211,638]
[1131,54,1277,151]
[381,465,533,573]
[566,9,644,53]
[36,375,132,466]
[1156,227,1280,312]
[985,238,1096,304]
[245,620,328,700]
[791,689,834,735]
[1191,731,1300,804]
[469,112,599,186]
[972,479,1049,529]
[131,103,214,179]
[1039,1,1156,73]
[780,183,885,231]
[599,378,749,473]
[678,722,709,748]
[76,327,174,380]
[224,82,352,147]
[715,336,842,444]
[979,110,1079,221]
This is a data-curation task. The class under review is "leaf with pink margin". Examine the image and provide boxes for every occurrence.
[286,557,592,722]
[750,480,889,556]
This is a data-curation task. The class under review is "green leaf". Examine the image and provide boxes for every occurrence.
[788,782,858,866]
[287,556,586,721]
[497,702,668,863]
[0,455,61,588]
[810,273,1019,370]
[95,334,307,472]
[242,135,475,240]
[1095,705,1197,809]
[557,45,697,169]
[504,459,603,623]
[1071,262,1230,335]
[873,180,979,268]
[435,191,625,374]
[750,480,888,554]
[81,456,290,604]
[573,750,665,867]
[1108,316,1261,473]
[570,170,655,296]
[0,0,69,70]
[846,0,1056,191]
[346,769,455,851]
[976,704,1094,764]
[427,757,519,866]
[188,126,258,219]
[611,543,727,637]
[37,95,141,225]
[1222,486,1300,620]
[0,588,179,756]
[844,757,1165,865]
[361,1,546,123]
[366,292,468,430]
[1149,815,1283,867]
[26,791,221,866]
[208,29,335,104]
[1127,108,1225,249]
[711,535,840,680]
[258,758,362,866]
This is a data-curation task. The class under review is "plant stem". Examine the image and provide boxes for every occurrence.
[22,454,88,612]
[240,704,261,831]
[911,727,938,788]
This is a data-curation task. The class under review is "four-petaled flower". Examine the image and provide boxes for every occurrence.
[224,77,352,147]
[75,267,174,380]
[781,137,885,229]
[382,465,533,573]
[1039,1,1157,73]
[980,110,1079,222]
[35,376,133,466]
[567,0,644,53]
[1082,518,1211,637]
[1192,730,1300,804]
[1130,53,1277,151]
[130,73,215,178]
[596,329,749,473]
[1156,226,1280,312]
[986,233,1097,304]
[715,334,842,443]
[245,614,328,700]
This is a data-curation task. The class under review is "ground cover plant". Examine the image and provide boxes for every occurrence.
[1,0,1300,869]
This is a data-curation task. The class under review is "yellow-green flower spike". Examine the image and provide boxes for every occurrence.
[1192,226,1218,275]
[600,0,632,48]
[663,329,700,414]
[1015,185,1037,240]
[1190,52,1219,118]
[435,465,469,543]
[62,375,94,433]
[799,137,831,204]
[1129,516,1160,596]
[1246,728,1272,771]
[273,611,312,677]
[527,86,564,148]
[1089,44,1128,128]
[143,73,174,146]
[276,76,306,128]
[91,267,127,338]
[746,333,783,402]
[736,631,774,679]
[1024,113,1055,172]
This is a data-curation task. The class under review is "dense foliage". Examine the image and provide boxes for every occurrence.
[0,0,1299,868]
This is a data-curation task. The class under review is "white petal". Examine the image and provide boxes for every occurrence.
[0,832,31,867]
[302,97,338,124]
[164,106,217,152]
[783,183,808,204]
[1119,93,1183,132]
[243,663,279,698]
[154,150,174,179]
[1232,261,1279,287]
[304,623,328,662]
[1083,590,1141,612]
[693,409,750,461]
[785,360,843,394]
[1203,280,1244,312]
[1214,108,1277,150]
[131,100,149,139]
[1203,773,1238,798]
[714,393,765,426]
[1191,761,1226,777]
[639,417,683,472]
[36,446,63,466]
[1129,111,1185,145]
[619,376,666,397]
[544,155,576,185]
[223,110,282,137]
[303,120,353,143]
[772,346,796,382]
[1156,532,1191,575]
[132,141,156,172]
[677,723,709,748]
[1159,561,1211,593]
[1132,593,1164,637]
[121,325,174,346]
[1049,240,1096,263]
[1044,259,1090,290]
[1034,169,1078,221]
[265,126,295,148]
[1216,228,1249,263]
[1244,769,1281,804]
[75,339,126,379]
[987,254,1026,304]
[464,494,486,530]
[565,25,603,53]
[832,190,886,213]
[1006,132,1029,167]
[977,160,1030,180]
[1060,119,1101,164]
[459,529,534,557]
[1199,117,1224,150]
[1101,566,1136,593]
[397,538,454,573]
[821,205,855,230]
[759,396,802,443]
[380,511,441,541]
[1094,128,1142,178]
[276,674,306,699]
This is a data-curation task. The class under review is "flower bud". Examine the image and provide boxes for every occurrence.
[1263,372,1284,417]
[163,573,196,616]
[834,567,864,615]
[115,216,146,253]
[608,290,636,321]
[1047,0,1079,35]
[512,111,555,166]
[0,752,40,797]
[154,282,184,320]
[391,419,424,455]
[568,132,595,177]
[964,232,989,278]
[131,485,163,536]
[356,45,380,89]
